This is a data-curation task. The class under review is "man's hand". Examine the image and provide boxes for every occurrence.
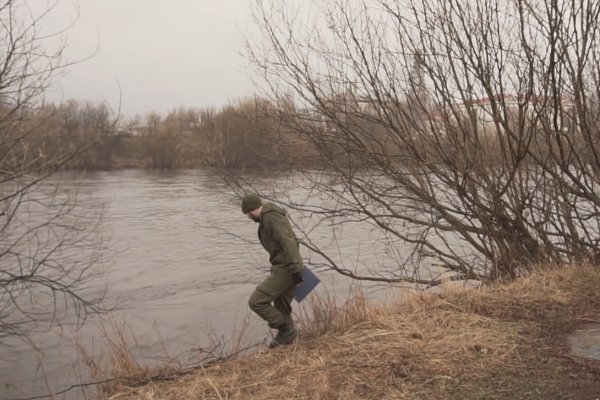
[292,272,304,286]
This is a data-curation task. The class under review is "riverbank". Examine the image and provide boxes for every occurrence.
[100,264,600,399]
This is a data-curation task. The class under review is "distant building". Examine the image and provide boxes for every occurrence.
[429,93,577,136]
[457,93,576,132]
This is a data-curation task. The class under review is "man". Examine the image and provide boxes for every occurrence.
[242,193,304,348]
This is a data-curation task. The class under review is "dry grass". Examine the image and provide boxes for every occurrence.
[76,317,178,398]
[100,264,600,399]
[295,284,369,338]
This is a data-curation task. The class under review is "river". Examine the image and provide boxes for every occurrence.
[0,169,427,400]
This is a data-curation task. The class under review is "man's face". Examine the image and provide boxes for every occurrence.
[246,209,260,222]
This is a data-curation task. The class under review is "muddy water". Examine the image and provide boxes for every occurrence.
[0,170,416,400]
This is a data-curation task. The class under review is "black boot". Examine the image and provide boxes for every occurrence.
[268,321,297,349]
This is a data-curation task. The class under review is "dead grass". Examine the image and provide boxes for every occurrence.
[76,317,179,398]
[100,264,600,399]
[295,284,369,338]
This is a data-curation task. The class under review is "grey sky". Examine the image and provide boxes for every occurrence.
[35,0,256,117]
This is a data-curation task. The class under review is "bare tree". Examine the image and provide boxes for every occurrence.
[0,0,106,347]
[211,97,298,168]
[235,0,600,284]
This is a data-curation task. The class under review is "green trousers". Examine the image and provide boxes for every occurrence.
[248,273,295,329]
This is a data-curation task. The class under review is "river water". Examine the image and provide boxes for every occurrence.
[1,169,427,400]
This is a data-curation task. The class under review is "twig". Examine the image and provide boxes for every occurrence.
[200,363,224,400]
[575,317,600,324]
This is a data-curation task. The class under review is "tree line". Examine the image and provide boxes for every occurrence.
[19,97,314,170]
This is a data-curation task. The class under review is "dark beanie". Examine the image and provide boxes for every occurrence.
[241,193,262,213]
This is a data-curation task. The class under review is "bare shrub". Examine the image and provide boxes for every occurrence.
[296,285,368,338]
[232,0,600,283]
[0,0,106,347]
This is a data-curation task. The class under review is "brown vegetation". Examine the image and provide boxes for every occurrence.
[18,96,309,170]
[96,264,600,399]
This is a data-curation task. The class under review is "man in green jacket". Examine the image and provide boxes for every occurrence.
[242,193,304,348]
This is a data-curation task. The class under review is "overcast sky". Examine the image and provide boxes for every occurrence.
[33,0,257,117]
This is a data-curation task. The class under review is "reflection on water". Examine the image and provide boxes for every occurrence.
[0,169,411,400]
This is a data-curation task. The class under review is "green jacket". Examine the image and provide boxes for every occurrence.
[258,203,303,274]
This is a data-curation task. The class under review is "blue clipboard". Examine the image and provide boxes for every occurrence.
[294,264,320,302]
